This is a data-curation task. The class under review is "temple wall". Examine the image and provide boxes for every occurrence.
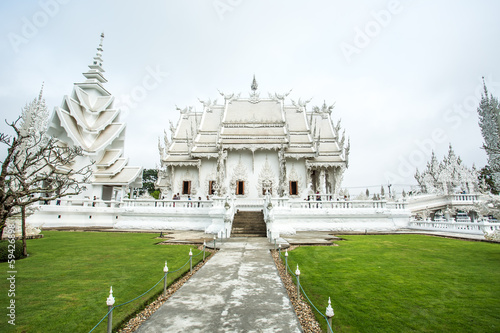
[270,208,410,234]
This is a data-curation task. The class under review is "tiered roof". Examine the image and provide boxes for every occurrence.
[160,79,350,169]
[48,34,142,187]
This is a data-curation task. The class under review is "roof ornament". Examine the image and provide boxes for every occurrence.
[270,89,292,102]
[83,32,107,83]
[251,74,258,91]
[291,97,311,112]
[218,90,240,103]
[92,32,105,68]
[249,75,260,103]
[38,82,45,102]
[97,32,104,57]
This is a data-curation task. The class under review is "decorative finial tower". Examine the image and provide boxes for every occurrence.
[47,33,143,202]
[251,74,258,91]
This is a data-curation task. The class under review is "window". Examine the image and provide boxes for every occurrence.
[236,181,245,195]
[182,181,191,195]
[209,181,216,195]
[289,181,298,195]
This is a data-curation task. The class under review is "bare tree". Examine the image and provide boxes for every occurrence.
[1,88,92,255]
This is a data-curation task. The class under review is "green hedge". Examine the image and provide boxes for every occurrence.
[0,239,25,262]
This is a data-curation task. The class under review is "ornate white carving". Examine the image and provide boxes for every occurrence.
[218,90,241,103]
[287,163,303,198]
[415,145,479,194]
[176,169,197,196]
[278,145,287,197]
[198,98,217,112]
[204,165,217,197]
[257,156,277,197]
[215,149,227,196]
[291,98,312,113]
[230,156,249,198]
[312,101,335,114]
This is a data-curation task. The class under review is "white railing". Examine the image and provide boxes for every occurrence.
[451,194,479,202]
[409,219,500,234]
[122,199,213,209]
[36,198,214,209]
[36,197,408,211]
[289,199,407,210]
[36,198,122,208]
[234,198,265,210]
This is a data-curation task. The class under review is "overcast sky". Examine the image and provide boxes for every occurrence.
[1,0,499,194]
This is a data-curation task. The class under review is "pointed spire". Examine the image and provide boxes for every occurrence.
[38,82,45,101]
[251,74,258,91]
[482,76,489,100]
[90,32,105,69]
[83,33,107,84]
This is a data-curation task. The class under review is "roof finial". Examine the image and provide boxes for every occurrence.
[38,82,45,101]
[83,33,107,83]
[96,32,104,57]
[251,74,258,91]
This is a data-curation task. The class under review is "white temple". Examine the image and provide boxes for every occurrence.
[157,76,350,201]
[415,145,479,195]
[26,36,500,238]
[46,34,142,202]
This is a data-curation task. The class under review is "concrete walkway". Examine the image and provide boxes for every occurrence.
[136,237,302,333]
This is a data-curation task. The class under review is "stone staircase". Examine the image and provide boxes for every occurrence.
[231,210,267,237]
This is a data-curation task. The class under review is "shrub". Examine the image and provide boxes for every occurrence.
[0,240,25,262]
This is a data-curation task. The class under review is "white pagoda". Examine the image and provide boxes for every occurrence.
[157,76,350,201]
[414,145,479,195]
[47,34,142,202]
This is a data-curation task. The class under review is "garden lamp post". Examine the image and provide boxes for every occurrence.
[163,261,169,297]
[106,286,115,333]
[295,264,301,300]
[326,297,334,333]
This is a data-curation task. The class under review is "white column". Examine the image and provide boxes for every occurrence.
[320,168,326,194]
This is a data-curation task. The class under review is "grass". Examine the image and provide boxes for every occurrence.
[284,235,500,333]
[0,231,209,333]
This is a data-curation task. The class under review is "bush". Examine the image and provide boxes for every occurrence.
[0,240,25,262]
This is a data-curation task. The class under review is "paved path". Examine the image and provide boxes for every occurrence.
[136,237,302,333]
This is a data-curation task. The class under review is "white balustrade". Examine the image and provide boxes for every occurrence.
[409,219,500,234]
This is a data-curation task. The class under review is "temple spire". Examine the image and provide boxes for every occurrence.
[83,33,107,84]
[91,32,105,69]
[251,75,258,91]
[38,82,44,102]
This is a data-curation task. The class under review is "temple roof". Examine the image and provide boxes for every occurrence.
[223,100,284,123]
[93,166,143,186]
[160,80,350,169]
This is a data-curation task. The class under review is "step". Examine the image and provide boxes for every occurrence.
[232,228,267,233]
[231,233,267,237]
[231,211,266,237]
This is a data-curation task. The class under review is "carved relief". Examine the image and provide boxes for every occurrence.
[204,164,217,196]
[230,156,249,198]
[176,169,197,196]
[257,156,277,197]
[287,163,303,198]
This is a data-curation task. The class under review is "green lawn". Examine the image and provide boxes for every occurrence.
[284,235,500,333]
[0,231,209,333]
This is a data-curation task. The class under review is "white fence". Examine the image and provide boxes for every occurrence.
[408,219,500,234]
[36,196,409,213]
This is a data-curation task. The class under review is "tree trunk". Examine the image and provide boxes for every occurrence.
[21,205,27,257]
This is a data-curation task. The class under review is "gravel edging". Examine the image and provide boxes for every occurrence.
[117,246,217,332]
[271,248,323,333]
